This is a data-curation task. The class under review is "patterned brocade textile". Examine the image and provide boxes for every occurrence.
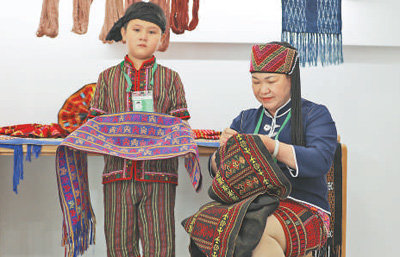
[250,44,297,74]
[182,134,291,257]
[281,0,343,66]
[58,83,97,133]
[56,112,201,257]
[209,134,291,204]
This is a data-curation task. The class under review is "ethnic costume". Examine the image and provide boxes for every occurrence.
[184,43,337,257]
[230,99,336,257]
[90,3,196,255]
[89,53,194,257]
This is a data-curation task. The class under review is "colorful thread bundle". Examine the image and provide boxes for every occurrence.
[170,0,200,34]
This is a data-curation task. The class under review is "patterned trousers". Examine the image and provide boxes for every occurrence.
[104,179,176,257]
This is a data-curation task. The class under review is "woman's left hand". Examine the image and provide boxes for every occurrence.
[219,128,238,146]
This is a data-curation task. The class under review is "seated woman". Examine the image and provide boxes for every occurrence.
[210,42,337,257]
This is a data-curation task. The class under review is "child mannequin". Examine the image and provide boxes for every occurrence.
[91,2,191,256]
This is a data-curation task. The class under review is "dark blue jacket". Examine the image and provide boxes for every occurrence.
[228,99,337,212]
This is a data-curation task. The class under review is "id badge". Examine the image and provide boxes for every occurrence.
[132,90,154,112]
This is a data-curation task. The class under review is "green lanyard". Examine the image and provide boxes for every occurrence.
[120,60,158,92]
[254,109,291,162]
[253,109,291,141]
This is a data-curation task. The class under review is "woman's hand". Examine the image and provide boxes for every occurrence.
[219,128,238,146]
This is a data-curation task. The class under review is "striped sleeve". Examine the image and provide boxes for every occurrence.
[90,71,108,115]
[168,72,191,120]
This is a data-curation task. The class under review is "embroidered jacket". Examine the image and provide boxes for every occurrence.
[91,55,191,184]
[229,99,337,212]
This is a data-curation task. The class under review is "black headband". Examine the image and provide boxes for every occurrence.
[106,2,166,42]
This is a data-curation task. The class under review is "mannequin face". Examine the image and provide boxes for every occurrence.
[251,72,291,116]
[121,19,164,62]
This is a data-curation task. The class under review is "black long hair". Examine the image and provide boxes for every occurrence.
[276,42,305,146]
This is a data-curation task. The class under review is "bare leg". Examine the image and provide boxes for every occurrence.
[252,215,286,257]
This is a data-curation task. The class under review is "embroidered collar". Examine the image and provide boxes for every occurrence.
[264,99,292,119]
[124,55,156,71]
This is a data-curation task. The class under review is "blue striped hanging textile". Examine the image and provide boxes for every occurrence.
[281,0,343,66]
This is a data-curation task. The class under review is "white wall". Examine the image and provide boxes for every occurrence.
[1,1,400,257]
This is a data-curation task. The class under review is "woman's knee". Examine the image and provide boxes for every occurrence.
[263,215,286,251]
[252,215,287,257]
[252,234,284,257]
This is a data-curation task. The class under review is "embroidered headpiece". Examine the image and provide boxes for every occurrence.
[250,42,298,74]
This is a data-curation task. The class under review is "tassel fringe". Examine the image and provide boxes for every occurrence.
[12,145,23,194]
[282,31,343,67]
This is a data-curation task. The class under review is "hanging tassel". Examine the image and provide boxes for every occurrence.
[72,0,93,34]
[26,145,32,162]
[36,0,60,38]
[282,32,343,67]
[99,0,125,43]
[12,145,24,194]
[25,145,43,162]
[33,145,42,158]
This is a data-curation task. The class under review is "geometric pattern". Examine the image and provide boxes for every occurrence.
[56,112,202,257]
[250,43,297,74]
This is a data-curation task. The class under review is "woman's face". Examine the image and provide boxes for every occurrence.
[251,72,291,116]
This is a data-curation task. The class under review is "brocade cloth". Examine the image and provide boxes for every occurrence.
[56,111,201,257]
[182,134,291,257]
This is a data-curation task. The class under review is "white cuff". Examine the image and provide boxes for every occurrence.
[288,145,299,177]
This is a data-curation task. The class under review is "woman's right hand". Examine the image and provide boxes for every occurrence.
[219,128,238,146]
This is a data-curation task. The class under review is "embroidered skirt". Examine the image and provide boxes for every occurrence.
[273,199,329,257]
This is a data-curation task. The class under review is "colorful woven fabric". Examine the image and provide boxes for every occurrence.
[182,134,291,257]
[183,195,264,257]
[273,199,328,257]
[91,56,190,185]
[58,83,97,133]
[0,123,67,138]
[192,129,221,140]
[209,134,291,204]
[56,111,201,257]
[281,0,343,66]
[250,43,298,74]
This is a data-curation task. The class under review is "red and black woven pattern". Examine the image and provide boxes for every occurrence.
[192,129,221,140]
[209,134,291,204]
[250,43,297,74]
[274,199,328,257]
[58,83,96,133]
[0,123,67,138]
[182,194,260,257]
